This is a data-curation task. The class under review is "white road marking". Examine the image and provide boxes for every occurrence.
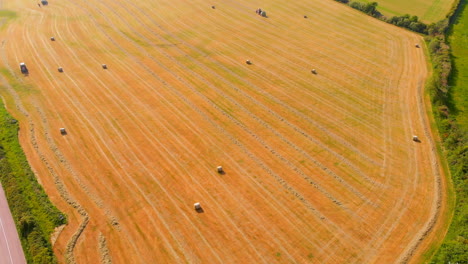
[0,213,14,264]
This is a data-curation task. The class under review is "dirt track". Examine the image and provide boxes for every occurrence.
[0,0,448,263]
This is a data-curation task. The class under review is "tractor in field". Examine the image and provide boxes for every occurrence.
[20,63,28,74]
[194,202,203,213]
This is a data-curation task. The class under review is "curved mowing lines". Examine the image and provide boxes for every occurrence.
[352,36,423,264]
[51,4,300,262]
[42,37,227,264]
[367,40,422,263]
[66,16,339,259]
[76,0,353,219]
[207,1,436,260]
[397,56,442,264]
[68,1,348,252]
[88,0,381,209]
[19,12,190,263]
[77,47,334,263]
[186,0,394,120]
[56,16,295,263]
[25,49,191,264]
[5,0,442,262]
[104,0,387,203]
[117,3,385,173]
[174,0,392,79]
[3,14,93,264]
[20,16,151,263]
[365,38,422,262]
[21,13,97,264]
[233,0,390,41]
[122,1,387,171]
[77,0,390,251]
[392,40,438,264]
[33,19,116,214]
[76,12,367,251]
[125,0,388,106]
[119,0,384,179]
[109,0,384,167]
[148,4,387,115]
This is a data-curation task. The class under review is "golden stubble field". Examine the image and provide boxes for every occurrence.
[0,0,449,263]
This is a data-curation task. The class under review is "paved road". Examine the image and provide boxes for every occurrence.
[0,183,26,264]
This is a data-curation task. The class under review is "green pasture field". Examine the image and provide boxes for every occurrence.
[357,0,455,23]
[448,0,468,131]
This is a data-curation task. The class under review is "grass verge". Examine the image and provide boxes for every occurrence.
[429,0,468,262]
[0,100,67,263]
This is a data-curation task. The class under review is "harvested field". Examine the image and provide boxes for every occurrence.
[0,0,448,263]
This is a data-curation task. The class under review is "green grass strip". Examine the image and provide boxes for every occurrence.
[0,101,67,263]
[430,0,468,261]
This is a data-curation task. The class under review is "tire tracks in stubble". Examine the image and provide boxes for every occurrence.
[397,41,442,264]
[349,35,418,264]
[67,7,345,258]
[110,0,387,193]
[87,0,378,214]
[68,0,366,248]
[65,13,328,260]
[0,35,88,264]
[40,9,203,263]
[53,6,288,262]
[47,4,280,262]
[2,11,92,263]
[154,0,388,123]
[130,0,386,169]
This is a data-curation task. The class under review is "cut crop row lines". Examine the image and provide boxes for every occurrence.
[68,0,367,249]
[88,0,384,209]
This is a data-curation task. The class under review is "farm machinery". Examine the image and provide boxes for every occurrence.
[20,62,29,75]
